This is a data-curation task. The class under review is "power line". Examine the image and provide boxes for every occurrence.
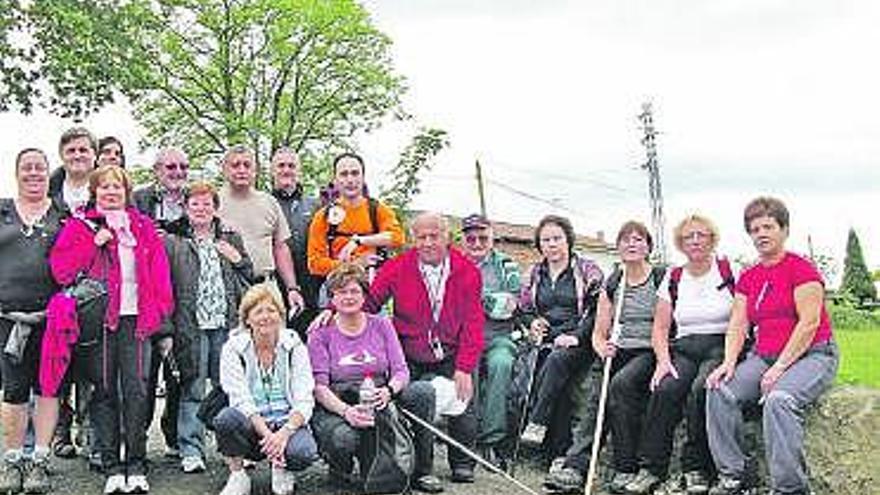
[481,160,639,197]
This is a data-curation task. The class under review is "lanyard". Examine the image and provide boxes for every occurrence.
[420,259,449,323]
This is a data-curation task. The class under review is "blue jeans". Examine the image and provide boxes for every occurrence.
[177,328,226,459]
[214,407,318,471]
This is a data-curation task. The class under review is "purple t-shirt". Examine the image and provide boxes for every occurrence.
[736,252,833,357]
[308,314,409,388]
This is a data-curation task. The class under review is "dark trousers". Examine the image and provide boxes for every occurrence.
[608,349,655,474]
[0,318,43,404]
[408,359,478,471]
[90,316,152,475]
[639,334,724,477]
[145,340,180,450]
[311,381,435,478]
[214,407,317,471]
[529,345,598,458]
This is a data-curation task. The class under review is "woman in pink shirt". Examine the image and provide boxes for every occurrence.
[704,197,838,495]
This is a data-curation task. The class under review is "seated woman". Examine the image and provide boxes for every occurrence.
[214,283,318,495]
[624,215,735,494]
[308,263,439,493]
[518,215,605,465]
[705,197,838,495]
[591,221,665,494]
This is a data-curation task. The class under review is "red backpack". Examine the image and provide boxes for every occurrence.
[668,257,735,309]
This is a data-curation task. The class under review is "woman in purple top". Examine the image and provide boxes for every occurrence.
[308,263,441,493]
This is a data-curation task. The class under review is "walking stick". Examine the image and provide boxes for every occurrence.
[509,337,545,476]
[584,263,627,495]
[399,406,540,495]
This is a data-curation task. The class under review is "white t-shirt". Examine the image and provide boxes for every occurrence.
[656,261,734,338]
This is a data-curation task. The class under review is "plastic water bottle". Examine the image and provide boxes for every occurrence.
[359,373,377,420]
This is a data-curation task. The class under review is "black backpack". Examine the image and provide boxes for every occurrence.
[358,403,415,494]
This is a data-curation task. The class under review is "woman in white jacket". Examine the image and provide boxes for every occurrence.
[214,283,317,495]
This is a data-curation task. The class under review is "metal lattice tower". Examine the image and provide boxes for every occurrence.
[637,101,668,263]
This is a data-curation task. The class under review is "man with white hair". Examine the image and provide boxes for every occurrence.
[133,147,190,232]
[366,212,485,492]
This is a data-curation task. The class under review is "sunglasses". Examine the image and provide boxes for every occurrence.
[163,162,189,172]
[464,233,491,244]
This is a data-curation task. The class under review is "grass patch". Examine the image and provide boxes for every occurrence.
[835,326,880,388]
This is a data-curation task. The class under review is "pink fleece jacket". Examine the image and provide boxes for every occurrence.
[367,247,485,373]
[49,207,174,340]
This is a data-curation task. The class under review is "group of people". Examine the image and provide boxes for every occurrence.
[0,126,838,495]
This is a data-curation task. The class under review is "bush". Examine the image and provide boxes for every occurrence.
[829,301,880,330]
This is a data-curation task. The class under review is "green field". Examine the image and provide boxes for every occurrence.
[835,326,880,388]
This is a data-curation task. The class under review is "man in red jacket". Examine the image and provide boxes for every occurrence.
[367,212,485,491]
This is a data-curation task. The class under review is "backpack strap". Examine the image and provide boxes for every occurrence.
[668,266,684,309]
[325,197,381,255]
[716,257,735,295]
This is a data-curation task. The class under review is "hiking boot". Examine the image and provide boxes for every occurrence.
[22,457,51,494]
[412,474,444,493]
[125,474,150,494]
[624,469,662,494]
[51,435,75,459]
[270,465,295,495]
[543,466,584,493]
[708,475,745,495]
[219,470,251,495]
[520,422,547,445]
[0,459,23,494]
[683,471,710,494]
[608,471,638,494]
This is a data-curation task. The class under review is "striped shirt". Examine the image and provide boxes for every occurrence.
[616,278,658,349]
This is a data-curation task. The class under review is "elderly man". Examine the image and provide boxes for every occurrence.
[307,153,404,278]
[459,214,522,467]
[217,145,304,311]
[133,148,190,232]
[271,148,320,337]
[366,212,485,492]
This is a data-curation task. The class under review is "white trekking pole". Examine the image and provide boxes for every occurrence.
[584,263,627,495]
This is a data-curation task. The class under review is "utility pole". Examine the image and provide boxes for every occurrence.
[475,159,487,216]
[637,101,668,263]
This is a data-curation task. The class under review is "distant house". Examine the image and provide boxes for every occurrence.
[450,216,618,273]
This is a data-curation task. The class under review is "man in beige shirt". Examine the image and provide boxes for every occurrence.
[217,145,304,310]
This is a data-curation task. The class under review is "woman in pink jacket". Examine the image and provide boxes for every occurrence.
[43,164,173,494]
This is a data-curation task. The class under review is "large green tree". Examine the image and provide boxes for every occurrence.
[4,0,406,168]
[841,228,876,302]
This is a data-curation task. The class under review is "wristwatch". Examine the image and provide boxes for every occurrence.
[287,285,301,293]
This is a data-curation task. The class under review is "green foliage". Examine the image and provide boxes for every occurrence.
[5,0,406,168]
[829,301,880,331]
[841,228,876,302]
[378,127,450,218]
[872,269,880,282]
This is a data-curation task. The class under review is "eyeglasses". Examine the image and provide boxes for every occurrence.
[332,287,364,298]
[681,231,711,241]
[163,162,189,171]
[464,233,491,244]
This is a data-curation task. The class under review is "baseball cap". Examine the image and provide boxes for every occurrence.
[461,213,491,231]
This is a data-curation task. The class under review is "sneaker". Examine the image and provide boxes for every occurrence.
[624,469,662,494]
[51,436,76,459]
[708,475,745,495]
[125,474,150,494]
[520,422,547,445]
[0,460,23,494]
[242,459,257,470]
[548,457,566,475]
[412,474,444,493]
[544,466,584,493]
[608,471,638,494]
[684,471,710,494]
[271,465,295,495]
[103,474,127,495]
[450,466,474,483]
[219,470,251,495]
[181,456,206,474]
[21,457,51,494]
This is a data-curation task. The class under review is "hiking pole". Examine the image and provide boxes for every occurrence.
[399,406,540,495]
[584,263,627,495]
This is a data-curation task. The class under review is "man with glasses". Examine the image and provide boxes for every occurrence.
[133,148,190,233]
[459,214,522,468]
[133,147,190,462]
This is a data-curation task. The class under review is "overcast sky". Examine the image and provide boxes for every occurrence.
[1,0,877,282]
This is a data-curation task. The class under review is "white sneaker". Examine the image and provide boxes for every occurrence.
[181,456,206,474]
[219,470,251,495]
[271,465,296,495]
[125,474,150,494]
[103,474,127,494]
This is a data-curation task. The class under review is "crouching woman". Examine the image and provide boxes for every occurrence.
[214,283,318,495]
